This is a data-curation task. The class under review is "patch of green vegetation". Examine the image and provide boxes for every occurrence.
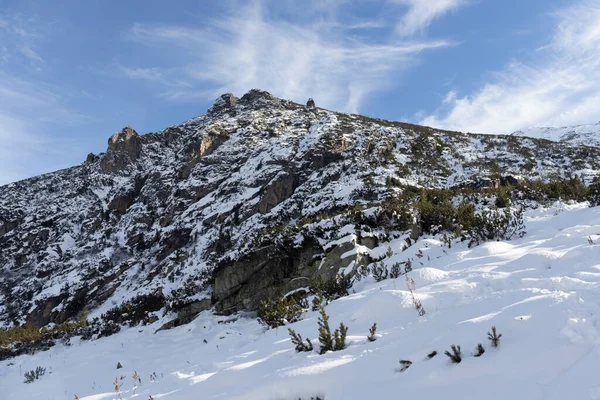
[101,291,165,327]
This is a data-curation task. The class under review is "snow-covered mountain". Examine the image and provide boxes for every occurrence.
[3,89,600,399]
[512,122,600,147]
[1,89,599,331]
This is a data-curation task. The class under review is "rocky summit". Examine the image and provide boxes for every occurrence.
[1,89,599,329]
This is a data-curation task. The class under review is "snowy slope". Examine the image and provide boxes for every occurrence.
[2,90,600,330]
[512,122,600,148]
[4,202,600,400]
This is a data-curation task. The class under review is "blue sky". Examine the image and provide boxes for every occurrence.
[1,0,599,184]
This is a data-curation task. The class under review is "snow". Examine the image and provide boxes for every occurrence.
[3,203,600,399]
[513,122,600,148]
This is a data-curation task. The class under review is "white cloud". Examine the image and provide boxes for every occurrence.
[18,45,43,64]
[443,90,456,104]
[0,12,42,64]
[119,65,164,82]
[420,0,600,134]
[125,0,454,113]
[393,0,468,36]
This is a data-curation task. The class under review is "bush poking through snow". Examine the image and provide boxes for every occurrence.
[1,316,88,352]
[288,328,313,352]
[426,350,437,359]
[317,307,348,354]
[367,323,377,342]
[333,322,348,351]
[389,262,402,279]
[406,275,426,316]
[318,306,333,353]
[587,176,600,206]
[488,326,502,348]
[399,360,412,372]
[444,345,462,364]
[474,343,485,357]
[258,296,304,329]
[311,272,353,301]
[468,206,526,247]
[311,294,326,312]
[373,262,389,282]
[102,290,165,327]
[23,366,46,383]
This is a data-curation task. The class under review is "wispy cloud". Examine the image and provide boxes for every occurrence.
[0,11,43,65]
[420,0,600,133]
[119,65,164,82]
[393,0,469,36]
[124,0,455,113]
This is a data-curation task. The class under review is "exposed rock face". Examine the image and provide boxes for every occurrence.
[156,298,212,332]
[1,89,600,327]
[100,126,141,173]
[257,172,298,214]
[85,153,98,163]
[213,239,323,313]
[208,93,237,115]
[198,128,230,157]
[0,218,18,239]
[26,294,66,327]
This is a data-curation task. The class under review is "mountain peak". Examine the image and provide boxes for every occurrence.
[512,122,600,147]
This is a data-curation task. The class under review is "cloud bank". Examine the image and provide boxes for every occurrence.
[420,0,600,133]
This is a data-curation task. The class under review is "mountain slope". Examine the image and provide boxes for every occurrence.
[1,89,600,331]
[3,202,600,400]
[512,122,600,148]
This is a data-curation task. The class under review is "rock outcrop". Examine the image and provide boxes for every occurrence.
[100,126,142,173]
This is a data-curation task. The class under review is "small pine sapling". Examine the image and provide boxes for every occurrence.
[317,306,333,354]
[311,294,325,311]
[23,366,46,383]
[426,350,437,359]
[288,328,313,352]
[474,343,485,357]
[367,323,377,342]
[386,247,394,258]
[373,262,389,282]
[116,361,123,369]
[404,258,413,273]
[399,360,412,372]
[389,263,401,279]
[444,345,462,363]
[333,322,348,351]
[488,326,502,348]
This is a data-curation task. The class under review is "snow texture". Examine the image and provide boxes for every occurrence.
[3,203,600,399]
